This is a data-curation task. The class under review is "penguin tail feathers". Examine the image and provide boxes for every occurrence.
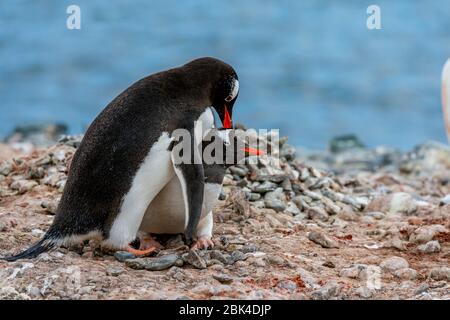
[1,235,56,262]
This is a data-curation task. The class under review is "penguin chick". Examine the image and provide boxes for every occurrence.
[138,129,263,250]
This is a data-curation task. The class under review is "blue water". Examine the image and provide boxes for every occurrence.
[1,0,450,149]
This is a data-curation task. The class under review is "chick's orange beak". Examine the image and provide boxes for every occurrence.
[244,147,265,156]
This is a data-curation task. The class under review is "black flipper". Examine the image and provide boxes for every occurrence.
[1,234,55,262]
[170,127,205,244]
[176,162,205,244]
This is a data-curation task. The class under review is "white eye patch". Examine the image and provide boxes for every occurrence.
[226,79,239,102]
[230,79,239,100]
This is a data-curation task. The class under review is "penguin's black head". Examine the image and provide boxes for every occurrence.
[212,73,239,129]
[185,57,239,129]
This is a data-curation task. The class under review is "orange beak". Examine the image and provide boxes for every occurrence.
[223,105,232,129]
[244,147,265,156]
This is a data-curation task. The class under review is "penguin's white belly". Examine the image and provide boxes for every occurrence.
[139,178,222,234]
[105,132,175,248]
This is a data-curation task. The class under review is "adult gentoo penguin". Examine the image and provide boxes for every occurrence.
[138,129,263,250]
[3,57,240,261]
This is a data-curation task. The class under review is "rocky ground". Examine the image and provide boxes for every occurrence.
[0,132,449,300]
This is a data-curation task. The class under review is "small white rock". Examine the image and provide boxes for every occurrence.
[439,194,450,205]
[380,256,409,272]
[417,241,441,253]
[31,229,45,237]
[355,286,375,298]
[393,268,418,280]
[409,225,447,244]
[339,264,368,279]
[389,192,417,215]
[429,267,450,281]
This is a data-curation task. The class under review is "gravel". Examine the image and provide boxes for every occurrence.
[1,130,449,300]
[307,231,339,248]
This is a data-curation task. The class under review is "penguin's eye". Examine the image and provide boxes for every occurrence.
[225,95,233,102]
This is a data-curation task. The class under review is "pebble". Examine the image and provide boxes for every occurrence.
[277,280,297,292]
[27,286,42,298]
[250,258,267,267]
[322,261,335,268]
[229,250,247,264]
[280,178,292,191]
[266,255,285,266]
[295,267,319,289]
[366,192,417,215]
[106,266,125,276]
[429,267,450,281]
[28,166,45,179]
[114,251,136,262]
[439,194,450,205]
[310,281,342,300]
[285,202,301,216]
[388,237,408,251]
[31,228,44,237]
[339,264,368,279]
[409,225,447,244]
[0,162,12,175]
[10,180,38,194]
[125,254,179,271]
[222,175,234,186]
[0,221,8,232]
[40,200,58,215]
[212,273,234,284]
[183,250,207,269]
[365,211,386,220]
[307,231,339,248]
[393,268,418,280]
[355,286,374,299]
[388,192,418,215]
[210,250,229,265]
[417,240,441,253]
[305,206,329,221]
[248,193,261,201]
[264,199,286,212]
[241,244,258,253]
[229,166,248,177]
[414,284,429,295]
[380,256,409,272]
[175,259,184,267]
[218,191,226,200]
[264,188,286,212]
[251,181,278,193]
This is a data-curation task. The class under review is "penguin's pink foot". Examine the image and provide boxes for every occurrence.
[126,246,158,257]
[191,236,214,250]
[126,235,162,257]
[139,235,163,251]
